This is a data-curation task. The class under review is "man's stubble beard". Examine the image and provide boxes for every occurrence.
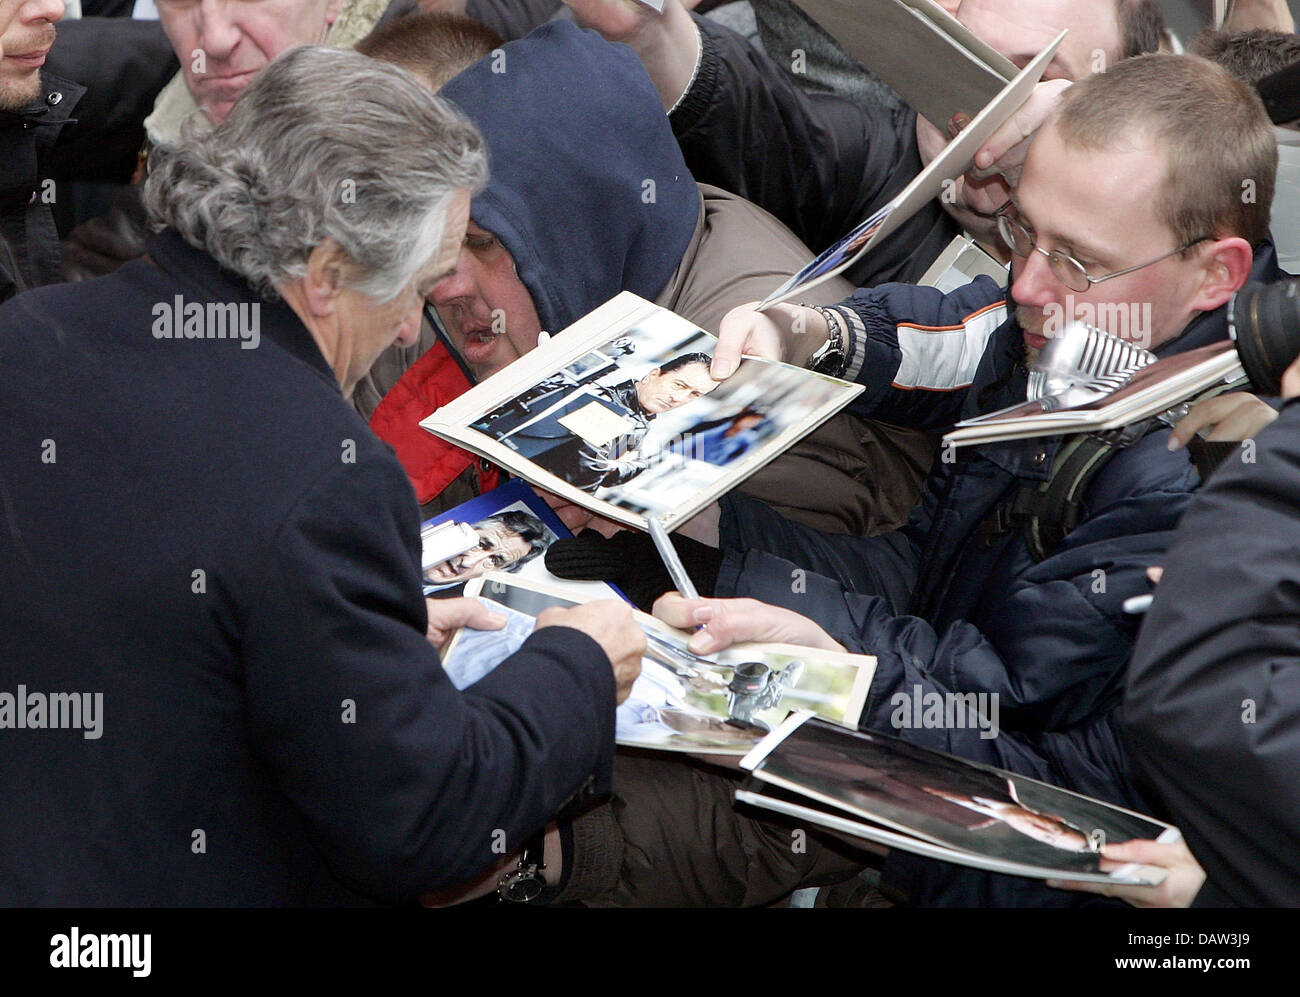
[1017,304,1043,368]
[0,71,45,112]
[0,23,58,112]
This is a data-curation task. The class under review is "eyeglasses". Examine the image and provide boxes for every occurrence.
[995,203,1211,294]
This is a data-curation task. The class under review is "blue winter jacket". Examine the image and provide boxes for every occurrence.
[715,244,1286,904]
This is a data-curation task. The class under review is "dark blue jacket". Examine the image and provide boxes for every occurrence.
[669,15,960,287]
[0,230,616,905]
[1126,392,1300,907]
[716,244,1286,904]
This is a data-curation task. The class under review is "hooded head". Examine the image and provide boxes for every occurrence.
[432,21,699,381]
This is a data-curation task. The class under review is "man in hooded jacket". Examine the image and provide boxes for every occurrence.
[356,21,938,536]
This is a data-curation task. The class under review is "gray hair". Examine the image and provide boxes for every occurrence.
[144,45,487,302]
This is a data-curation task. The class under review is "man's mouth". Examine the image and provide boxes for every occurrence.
[433,556,464,580]
[7,47,51,68]
[458,325,502,361]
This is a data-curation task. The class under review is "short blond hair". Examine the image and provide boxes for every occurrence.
[1055,53,1277,249]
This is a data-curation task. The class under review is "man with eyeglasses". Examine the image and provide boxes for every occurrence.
[541,54,1289,908]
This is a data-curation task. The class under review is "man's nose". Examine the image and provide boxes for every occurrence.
[1009,246,1062,310]
[395,305,423,349]
[195,0,243,62]
[428,251,479,307]
[21,0,63,26]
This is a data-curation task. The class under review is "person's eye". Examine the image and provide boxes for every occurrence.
[465,234,498,252]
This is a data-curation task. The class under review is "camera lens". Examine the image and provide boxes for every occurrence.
[1230,279,1300,396]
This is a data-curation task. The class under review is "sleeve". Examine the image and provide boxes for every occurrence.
[1124,397,1300,906]
[832,275,1008,432]
[466,0,564,41]
[44,18,179,184]
[670,16,948,284]
[240,452,617,902]
[726,438,1198,738]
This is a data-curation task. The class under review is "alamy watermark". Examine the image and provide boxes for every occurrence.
[50,928,150,977]
[889,684,999,740]
[0,685,103,739]
[1042,294,1152,349]
[152,295,261,350]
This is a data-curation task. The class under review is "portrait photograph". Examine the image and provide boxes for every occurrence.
[750,717,1173,877]
[426,294,861,530]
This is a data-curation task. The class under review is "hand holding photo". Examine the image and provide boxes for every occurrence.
[440,573,877,754]
[422,294,861,530]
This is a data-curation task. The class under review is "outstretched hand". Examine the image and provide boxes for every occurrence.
[1168,392,1278,450]
[564,0,700,108]
[652,592,846,655]
[713,302,829,380]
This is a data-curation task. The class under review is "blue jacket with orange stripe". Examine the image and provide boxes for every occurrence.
[714,245,1285,904]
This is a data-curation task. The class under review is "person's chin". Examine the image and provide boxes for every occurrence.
[0,72,46,112]
[193,75,258,124]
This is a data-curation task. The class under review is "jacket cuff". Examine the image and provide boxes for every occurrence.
[669,15,720,133]
[837,289,907,415]
[554,801,624,903]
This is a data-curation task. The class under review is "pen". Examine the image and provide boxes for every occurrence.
[646,515,699,601]
[1122,594,1154,614]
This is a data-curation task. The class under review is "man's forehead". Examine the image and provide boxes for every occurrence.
[669,363,718,391]
[959,0,1121,79]
[1016,121,1166,255]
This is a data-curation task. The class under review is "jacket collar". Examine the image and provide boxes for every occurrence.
[0,70,83,129]
[608,378,653,420]
[0,71,84,198]
[145,228,339,389]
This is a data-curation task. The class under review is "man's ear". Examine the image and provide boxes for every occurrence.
[323,0,344,30]
[298,238,352,318]
[1188,236,1254,314]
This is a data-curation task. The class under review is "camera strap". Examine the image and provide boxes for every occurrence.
[978,420,1161,562]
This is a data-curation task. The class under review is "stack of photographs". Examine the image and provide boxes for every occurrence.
[737,713,1180,885]
[440,573,877,755]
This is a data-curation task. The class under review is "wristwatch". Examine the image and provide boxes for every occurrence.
[497,831,548,903]
[806,305,846,376]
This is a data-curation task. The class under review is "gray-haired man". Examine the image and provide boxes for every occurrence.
[0,46,643,906]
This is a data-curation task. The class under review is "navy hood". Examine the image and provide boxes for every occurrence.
[440,21,699,334]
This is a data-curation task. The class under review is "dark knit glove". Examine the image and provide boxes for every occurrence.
[545,529,723,611]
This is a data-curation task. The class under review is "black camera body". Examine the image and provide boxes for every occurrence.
[1230,279,1300,396]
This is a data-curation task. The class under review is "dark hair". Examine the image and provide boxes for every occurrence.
[356,11,503,91]
[475,510,550,568]
[656,352,713,376]
[1188,28,1300,86]
[1116,0,1166,59]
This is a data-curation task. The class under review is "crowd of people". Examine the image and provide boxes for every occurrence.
[1,0,1297,907]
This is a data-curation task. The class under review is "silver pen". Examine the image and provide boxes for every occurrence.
[646,515,699,601]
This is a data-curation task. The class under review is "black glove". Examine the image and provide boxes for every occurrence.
[545,529,723,612]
